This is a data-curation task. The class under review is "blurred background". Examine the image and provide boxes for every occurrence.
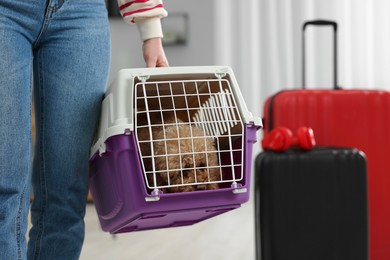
[80,0,390,259]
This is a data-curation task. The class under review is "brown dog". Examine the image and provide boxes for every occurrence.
[138,118,220,193]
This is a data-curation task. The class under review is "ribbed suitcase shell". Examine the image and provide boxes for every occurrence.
[255,148,368,260]
[263,90,390,260]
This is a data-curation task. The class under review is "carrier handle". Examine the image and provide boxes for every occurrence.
[302,20,340,90]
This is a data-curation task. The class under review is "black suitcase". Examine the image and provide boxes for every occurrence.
[254,148,368,260]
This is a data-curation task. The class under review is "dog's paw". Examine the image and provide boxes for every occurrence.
[196,183,219,191]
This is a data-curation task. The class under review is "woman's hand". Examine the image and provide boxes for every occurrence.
[142,37,169,67]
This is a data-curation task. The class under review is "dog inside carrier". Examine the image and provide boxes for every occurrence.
[89,66,261,233]
[134,72,246,195]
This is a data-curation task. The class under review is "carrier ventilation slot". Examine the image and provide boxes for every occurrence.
[192,88,239,138]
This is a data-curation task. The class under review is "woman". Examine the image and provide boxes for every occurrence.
[0,0,168,259]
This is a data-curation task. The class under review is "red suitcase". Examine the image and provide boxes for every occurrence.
[263,20,390,260]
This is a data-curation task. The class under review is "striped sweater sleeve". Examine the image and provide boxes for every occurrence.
[117,0,168,41]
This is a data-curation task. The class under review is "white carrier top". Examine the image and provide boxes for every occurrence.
[90,66,262,158]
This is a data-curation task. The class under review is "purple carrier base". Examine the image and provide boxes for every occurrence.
[89,124,258,234]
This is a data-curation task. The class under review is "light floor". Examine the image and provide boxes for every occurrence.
[80,199,256,260]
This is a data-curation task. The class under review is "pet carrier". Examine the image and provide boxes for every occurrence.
[89,66,262,233]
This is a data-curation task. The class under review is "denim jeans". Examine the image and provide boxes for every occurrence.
[0,0,110,259]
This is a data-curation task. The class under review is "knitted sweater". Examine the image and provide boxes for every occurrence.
[117,0,168,41]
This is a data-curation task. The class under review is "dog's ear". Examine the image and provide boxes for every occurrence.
[155,171,169,185]
[206,138,217,150]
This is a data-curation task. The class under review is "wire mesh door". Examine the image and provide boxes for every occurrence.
[135,77,245,194]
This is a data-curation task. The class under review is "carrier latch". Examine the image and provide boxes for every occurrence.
[136,74,150,82]
[145,189,162,202]
[231,182,247,194]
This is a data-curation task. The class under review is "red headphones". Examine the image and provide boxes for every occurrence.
[262,126,316,152]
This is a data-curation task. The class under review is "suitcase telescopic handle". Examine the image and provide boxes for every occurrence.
[302,20,339,90]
